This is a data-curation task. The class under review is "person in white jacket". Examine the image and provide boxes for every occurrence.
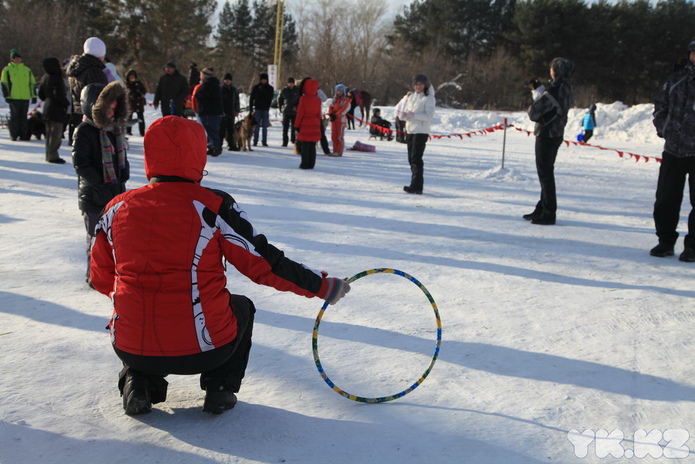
[398,74,436,194]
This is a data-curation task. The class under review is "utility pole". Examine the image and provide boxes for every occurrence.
[273,0,285,83]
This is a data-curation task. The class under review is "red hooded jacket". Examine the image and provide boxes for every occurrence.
[295,79,322,142]
[90,116,331,356]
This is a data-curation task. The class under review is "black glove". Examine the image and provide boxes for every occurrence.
[31,97,37,104]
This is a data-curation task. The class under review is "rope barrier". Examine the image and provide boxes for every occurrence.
[347,114,659,163]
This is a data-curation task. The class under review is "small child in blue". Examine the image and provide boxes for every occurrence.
[582,104,597,143]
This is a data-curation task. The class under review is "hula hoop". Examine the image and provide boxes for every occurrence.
[312,268,442,403]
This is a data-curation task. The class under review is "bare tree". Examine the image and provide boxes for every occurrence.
[0,1,86,75]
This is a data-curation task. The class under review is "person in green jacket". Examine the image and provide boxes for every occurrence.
[1,49,37,141]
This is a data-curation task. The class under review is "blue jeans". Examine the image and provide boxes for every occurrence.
[253,110,269,144]
[199,115,223,150]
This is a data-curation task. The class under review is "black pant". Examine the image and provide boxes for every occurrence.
[8,99,29,140]
[115,294,256,393]
[126,110,145,136]
[44,120,63,161]
[83,210,101,281]
[282,113,296,145]
[298,141,317,169]
[346,108,355,129]
[407,133,428,191]
[395,118,407,143]
[219,115,238,150]
[582,129,593,143]
[533,136,563,218]
[654,151,695,248]
[319,120,330,154]
[68,112,82,146]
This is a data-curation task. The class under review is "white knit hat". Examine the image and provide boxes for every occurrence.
[83,37,106,58]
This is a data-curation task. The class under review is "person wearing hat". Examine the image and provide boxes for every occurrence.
[125,69,147,136]
[525,58,574,225]
[278,77,300,147]
[650,38,695,262]
[37,57,69,163]
[398,74,436,193]
[153,61,189,117]
[67,37,109,143]
[249,72,274,146]
[326,83,351,156]
[188,61,200,91]
[1,48,37,141]
[369,108,393,141]
[191,67,224,156]
[89,116,350,415]
[220,72,240,151]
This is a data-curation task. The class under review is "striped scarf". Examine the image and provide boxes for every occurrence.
[85,120,127,184]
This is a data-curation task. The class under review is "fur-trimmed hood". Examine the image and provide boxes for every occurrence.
[81,81,128,127]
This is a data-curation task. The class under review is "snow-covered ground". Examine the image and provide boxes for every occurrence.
[2,96,694,464]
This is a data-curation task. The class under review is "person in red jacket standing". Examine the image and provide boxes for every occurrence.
[295,78,322,169]
[327,83,351,156]
[90,116,350,415]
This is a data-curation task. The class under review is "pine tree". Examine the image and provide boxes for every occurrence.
[216,2,236,46]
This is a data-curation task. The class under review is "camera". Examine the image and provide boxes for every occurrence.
[525,78,541,90]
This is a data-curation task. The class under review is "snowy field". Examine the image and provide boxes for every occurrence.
[1,96,694,464]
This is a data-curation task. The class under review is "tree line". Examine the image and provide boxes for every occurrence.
[1,0,693,109]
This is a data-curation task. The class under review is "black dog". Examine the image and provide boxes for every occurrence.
[27,109,45,140]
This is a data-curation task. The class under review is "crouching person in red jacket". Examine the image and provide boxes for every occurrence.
[90,116,350,415]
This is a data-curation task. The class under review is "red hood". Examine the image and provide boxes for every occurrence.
[144,116,208,182]
[302,78,319,97]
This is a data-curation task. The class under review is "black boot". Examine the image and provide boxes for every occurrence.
[650,243,675,257]
[531,214,556,225]
[202,383,237,414]
[121,369,152,415]
[403,185,422,194]
[678,247,695,262]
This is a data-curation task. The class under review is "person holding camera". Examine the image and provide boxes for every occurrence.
[524,58,574,225]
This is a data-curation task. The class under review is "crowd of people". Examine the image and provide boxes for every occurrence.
[2,35,695,416]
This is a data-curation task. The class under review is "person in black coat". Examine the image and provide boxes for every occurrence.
[524,57,574,225]
[38,57,69,163]
[153,62,189,117]
[278,77,300,147]
[650,38,695,262]
[220,72,240,151]
[72,81,129,283]
[249,72,274,146]
[192,67,224,156]
[188,62,200,91]
[125,69,147,136]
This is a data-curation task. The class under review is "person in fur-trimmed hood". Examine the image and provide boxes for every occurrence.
[72,81,130,284]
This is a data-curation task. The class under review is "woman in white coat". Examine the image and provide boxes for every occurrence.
[398,74,436,194]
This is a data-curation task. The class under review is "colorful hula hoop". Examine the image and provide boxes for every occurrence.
[312,268,442,403]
